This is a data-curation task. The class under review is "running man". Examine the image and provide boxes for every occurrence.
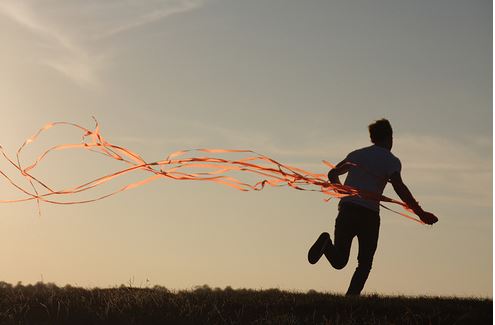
[308,119,438,296]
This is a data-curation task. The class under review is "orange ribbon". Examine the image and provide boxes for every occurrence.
[0,118,423,224]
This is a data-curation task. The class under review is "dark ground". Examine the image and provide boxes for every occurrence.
[0,282,491,324]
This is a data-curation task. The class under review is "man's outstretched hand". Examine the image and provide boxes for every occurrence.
[419,211,438,225]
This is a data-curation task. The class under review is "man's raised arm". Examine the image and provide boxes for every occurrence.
[389,171,438,225]
[327,160,352,185]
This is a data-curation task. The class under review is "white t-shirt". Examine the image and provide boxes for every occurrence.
[339,145,401,212]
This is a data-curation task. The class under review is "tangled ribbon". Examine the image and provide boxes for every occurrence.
[0,118,423,224]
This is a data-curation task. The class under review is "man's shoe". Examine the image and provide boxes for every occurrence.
[308,232,331,264]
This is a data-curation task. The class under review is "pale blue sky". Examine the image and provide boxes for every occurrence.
[0,0,491,297]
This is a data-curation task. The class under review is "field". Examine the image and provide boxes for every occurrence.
[0,282,491,324]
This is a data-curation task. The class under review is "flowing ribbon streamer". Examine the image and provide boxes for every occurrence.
[0,118,423,224]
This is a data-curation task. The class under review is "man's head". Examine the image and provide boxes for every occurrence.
[368,119,393,150]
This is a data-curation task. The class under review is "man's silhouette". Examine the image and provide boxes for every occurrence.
[308,119,438,296]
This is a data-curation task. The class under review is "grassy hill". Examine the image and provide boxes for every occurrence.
[0,282,491,324]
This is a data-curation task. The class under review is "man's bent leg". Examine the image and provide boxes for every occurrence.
[324,204,357,270]
[346,211,380,296]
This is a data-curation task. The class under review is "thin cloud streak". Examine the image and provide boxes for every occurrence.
[132,120,492,207]
[95,0,205,39]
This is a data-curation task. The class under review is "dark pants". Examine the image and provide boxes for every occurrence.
[324,202,380,296]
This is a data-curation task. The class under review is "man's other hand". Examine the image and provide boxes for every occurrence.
[419,211,438,225]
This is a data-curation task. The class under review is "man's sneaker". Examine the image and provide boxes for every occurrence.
[308,232,331,264]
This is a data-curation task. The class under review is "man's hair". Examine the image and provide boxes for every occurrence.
[368,119,393,143]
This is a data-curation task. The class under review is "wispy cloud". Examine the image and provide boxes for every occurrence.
[96,0,206,39]
[0,0,206,86]
[143,119,492,208]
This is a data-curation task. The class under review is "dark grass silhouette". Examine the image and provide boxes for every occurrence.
[0,282,491,324]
